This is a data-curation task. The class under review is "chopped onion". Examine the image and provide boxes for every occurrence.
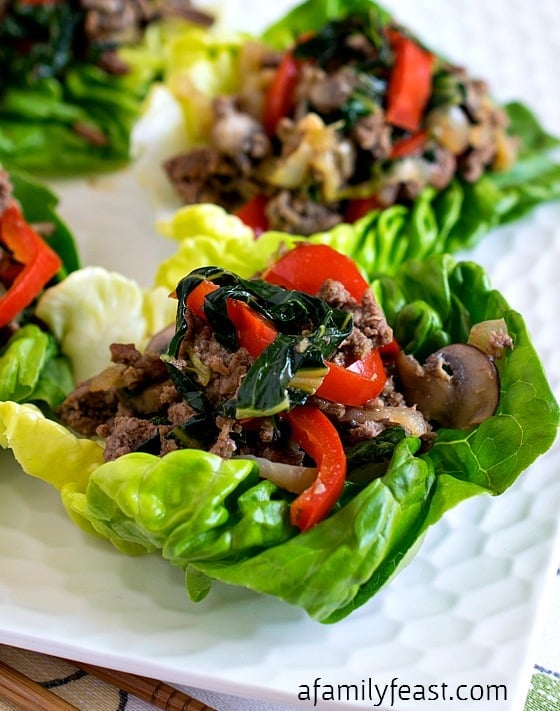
[88,363,126,392]
[264,113,355,201]
[243,455,317,494]
[492,130,517,171]
[386,155,431,187]
[342,405,429,437]
[426,105,470,155]
[468,318,513,360]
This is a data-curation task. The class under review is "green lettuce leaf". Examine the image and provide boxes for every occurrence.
[162,26,251,146]
[261,0,391,49]
[0,400,104,536]
[154,203,387,288]
[0,325,73,410]
[194,436,434,622]
[0,256,556,621]
[66,449,294,558]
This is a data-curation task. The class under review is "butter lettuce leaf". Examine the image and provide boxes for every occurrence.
[0,169,79,409]
[162,26,250,147]
[0,325,73,410]
[195,437,435,622]
[35,266,176,382]
[154,202,371,288]
[0,401,104,536]
[66,449,294,558]
[261,0,392,49]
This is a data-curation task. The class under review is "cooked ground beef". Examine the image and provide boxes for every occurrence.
[163,96,274,212]
[318,280,393,355]
[181,322,254,405]
[265,190,343,235]
[100,415,162,460]
[82,0,213,48]
[110,342,169,389]
[163,147,259,211]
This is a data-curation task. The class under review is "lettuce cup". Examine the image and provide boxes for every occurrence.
[135,0,560,257]
[0,244,557,622]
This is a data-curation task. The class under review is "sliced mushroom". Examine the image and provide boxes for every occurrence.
[396,343,499,430]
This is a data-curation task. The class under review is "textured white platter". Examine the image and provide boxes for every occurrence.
[1,1,559,710]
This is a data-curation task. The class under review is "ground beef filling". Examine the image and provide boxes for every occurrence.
[56,279,430,463]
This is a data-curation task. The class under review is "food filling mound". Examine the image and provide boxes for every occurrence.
[56,245,510,531]
[164,10,517,234]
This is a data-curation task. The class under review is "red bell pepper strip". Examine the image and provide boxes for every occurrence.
[0,200,62,328]
[263,244,369,302]
[343,194,383,224]
[234,195,269,236]
[390,129,428,159]
[385,30,434,133]
[315,348,386,405]
[185,279,219,320]
[226,298,276,359]
[286,404,346,531]
[378,337,401,362]
[263,52,300,137]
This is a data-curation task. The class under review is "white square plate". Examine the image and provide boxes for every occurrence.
[2,1,559,709]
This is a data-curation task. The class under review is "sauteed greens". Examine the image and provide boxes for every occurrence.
[168,266,353,419]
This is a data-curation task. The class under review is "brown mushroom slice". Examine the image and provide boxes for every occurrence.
[396,343,499,430]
